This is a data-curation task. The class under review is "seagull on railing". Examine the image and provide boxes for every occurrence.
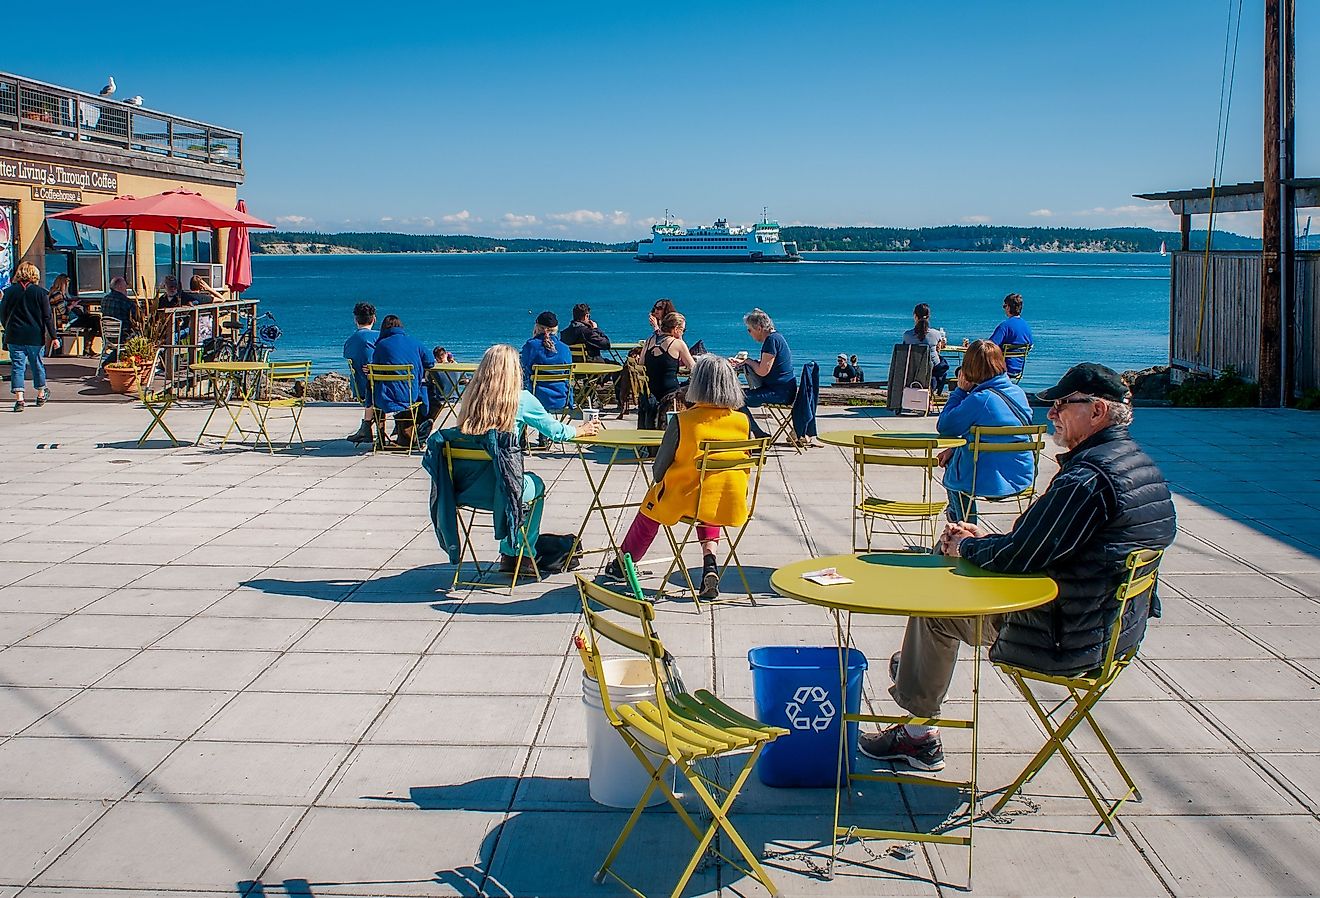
[124,96,143,106]
[98,76,115,97]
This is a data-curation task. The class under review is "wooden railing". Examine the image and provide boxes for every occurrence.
[1169,250,1320,393]
[156,299,260,396]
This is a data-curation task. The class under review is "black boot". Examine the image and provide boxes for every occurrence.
[699,553,720,600]
[347,420,373,444]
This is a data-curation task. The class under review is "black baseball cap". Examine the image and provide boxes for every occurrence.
[535,311,558,328]
[1037,363,1130,403]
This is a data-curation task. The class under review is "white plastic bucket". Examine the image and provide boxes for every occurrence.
[581,658,675,808]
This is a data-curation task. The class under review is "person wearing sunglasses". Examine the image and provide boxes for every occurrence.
[860,362,1176,773]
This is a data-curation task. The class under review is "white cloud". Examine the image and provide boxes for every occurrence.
[442,209,474,224]
[275,214,310,227]
[548,209,606,225]
[961,215,992,224]
[1028,208,1053,217]
[379,216,394,223]
[502,212,540,228]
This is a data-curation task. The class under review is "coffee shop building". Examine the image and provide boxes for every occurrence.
[0,70,245,297]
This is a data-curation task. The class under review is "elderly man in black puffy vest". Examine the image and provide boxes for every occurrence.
[860,363,1177,772]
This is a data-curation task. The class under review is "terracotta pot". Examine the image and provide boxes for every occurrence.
[106,365,143,394]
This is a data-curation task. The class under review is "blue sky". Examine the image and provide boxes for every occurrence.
[36,1,1316,239]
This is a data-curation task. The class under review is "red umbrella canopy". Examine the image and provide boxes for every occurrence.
[47,189,274,233]
[225,199,254,294]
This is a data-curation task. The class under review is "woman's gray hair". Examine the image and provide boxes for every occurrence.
[1105,398,1134,428]
[743,308,773,331]
[685,355,745,409]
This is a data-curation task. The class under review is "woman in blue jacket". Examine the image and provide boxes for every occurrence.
[936,340,1035,523]
[520,311,573,412]
[371,315,433,445]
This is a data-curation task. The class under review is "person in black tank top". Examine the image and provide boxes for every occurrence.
[643,311,694,402]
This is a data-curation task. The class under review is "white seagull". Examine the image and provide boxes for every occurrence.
[98,76,116,97]
[124,96,143,106]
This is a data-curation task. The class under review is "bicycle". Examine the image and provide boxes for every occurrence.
[202,310,282,363]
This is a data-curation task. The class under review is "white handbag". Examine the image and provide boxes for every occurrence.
[901,381,930,413]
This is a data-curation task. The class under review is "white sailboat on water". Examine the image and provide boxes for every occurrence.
[1159,240,1167,256]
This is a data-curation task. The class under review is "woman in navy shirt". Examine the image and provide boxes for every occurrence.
[733,307,795,437]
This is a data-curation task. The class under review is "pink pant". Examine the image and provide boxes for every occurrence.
[618,513,719,562]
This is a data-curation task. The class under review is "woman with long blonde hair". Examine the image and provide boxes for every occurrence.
[453,344,599,572]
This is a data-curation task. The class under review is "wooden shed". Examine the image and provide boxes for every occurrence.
[1135,179,1320,395]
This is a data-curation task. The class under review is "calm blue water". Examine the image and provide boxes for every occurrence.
[249,251,1170,391]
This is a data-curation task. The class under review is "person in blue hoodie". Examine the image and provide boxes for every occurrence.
[520,311,573,413]
[343,302,378,444]
[936,339,1035,523]
[989,292,1034,379]
[371,314,433,447]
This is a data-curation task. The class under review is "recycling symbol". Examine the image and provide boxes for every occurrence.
[784,685,836,732]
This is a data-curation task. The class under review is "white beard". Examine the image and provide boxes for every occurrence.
[1049,427,1069,449]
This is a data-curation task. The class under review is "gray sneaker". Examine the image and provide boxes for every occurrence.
[858,725,945,772]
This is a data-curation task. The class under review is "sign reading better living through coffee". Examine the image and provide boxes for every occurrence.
[0,155,118,194]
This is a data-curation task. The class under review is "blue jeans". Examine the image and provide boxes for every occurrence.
[499,471,545,557]
[946,488,977,524]
[8,345,47,394]
[740,382,796,438]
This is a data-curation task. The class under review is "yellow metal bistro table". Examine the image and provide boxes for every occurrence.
[571,361,622,409]
[568,427,663,568]
[770,551,1056,886]
[193,361,270,448]
[818,429,966,450]
[429,362,478,428]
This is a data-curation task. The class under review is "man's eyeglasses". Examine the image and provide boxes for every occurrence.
[1051,396,1097,411]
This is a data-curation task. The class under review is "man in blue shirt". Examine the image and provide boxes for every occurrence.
[989,293,1033,378]
[343,302,378,444]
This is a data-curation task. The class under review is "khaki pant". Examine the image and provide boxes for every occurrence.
[889,615,1002,718]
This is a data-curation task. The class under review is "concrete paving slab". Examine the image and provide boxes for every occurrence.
[1199,700,1320,752]
[1149,658,1320,700]
[0,612,59,647]
[0,736,177,800]
[0,645,138,688]
[95,648,278,691]
[152,616,317,652]
[0,798,105,886]
[367,694,546,745]
[401,653,564,696]
[1126,815,1320,897]
[131,740,349,805]
[20,613,188,649]
[32,801,302,891]
[248,651,417,694]
[22,687,234,740]
[0,585,110,614]
[260,806,504,897]
[324,743,527,811]
[196,691,390,744]
[1260,753,1320,813]
[290,618,444,654]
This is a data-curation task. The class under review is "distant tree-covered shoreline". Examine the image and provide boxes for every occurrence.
[251,224,1259,255]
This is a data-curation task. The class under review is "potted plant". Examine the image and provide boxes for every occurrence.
[105,335,156,394]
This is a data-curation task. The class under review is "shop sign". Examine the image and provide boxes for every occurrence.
[0,155,118,194]
[31,185,82,203]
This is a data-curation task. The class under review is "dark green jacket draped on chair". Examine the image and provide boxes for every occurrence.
[421,428,527,564]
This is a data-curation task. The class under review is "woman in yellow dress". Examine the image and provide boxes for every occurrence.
[607,355,751,600]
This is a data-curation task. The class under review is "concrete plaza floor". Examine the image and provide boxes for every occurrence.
[1,398,1319,897]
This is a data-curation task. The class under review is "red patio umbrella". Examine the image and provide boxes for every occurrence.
[47,188,273,233]
[225,199,254,295]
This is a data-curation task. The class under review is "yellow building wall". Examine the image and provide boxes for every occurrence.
[2,168,238,296]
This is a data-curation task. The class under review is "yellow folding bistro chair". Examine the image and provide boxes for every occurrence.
[365,363,424,454]
[851,434,947,552]
[956,423,1048,521]
[1003,343,1032,384]
[761,402,805,453]
[656,437,770,608]
[253,360,313,452]
[135,352,182,447]
[575,572,788,898]
[990,548,1164,832]
[443,441,542,592]
[530,363,575,425]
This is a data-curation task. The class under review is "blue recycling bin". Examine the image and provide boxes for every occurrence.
[749,645,868,788]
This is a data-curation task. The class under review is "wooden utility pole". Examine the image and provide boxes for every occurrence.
[1281,0,1296,400]
[1259,0,1282,407]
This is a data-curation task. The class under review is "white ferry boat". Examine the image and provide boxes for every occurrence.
[635,214,800,262]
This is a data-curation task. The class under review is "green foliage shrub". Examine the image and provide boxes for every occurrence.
[1169,367,1259,407]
